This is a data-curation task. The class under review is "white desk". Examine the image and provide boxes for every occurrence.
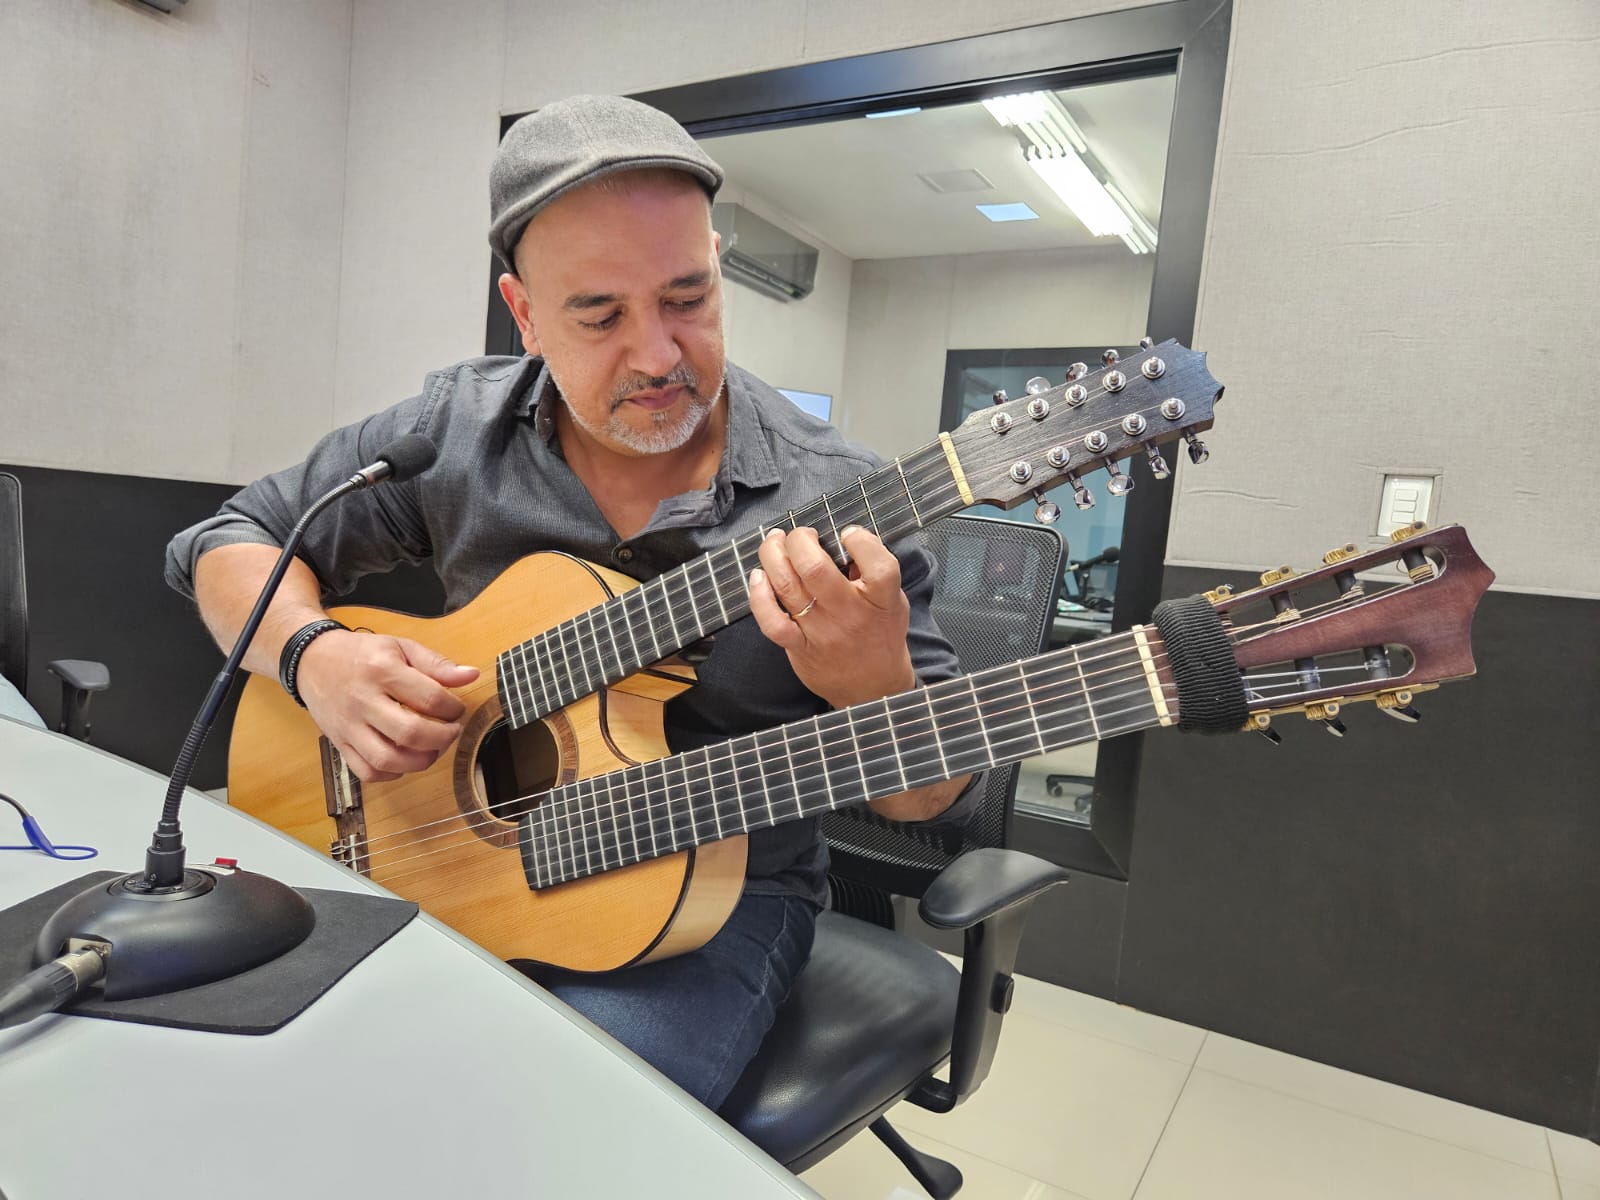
[0,720,820,1200]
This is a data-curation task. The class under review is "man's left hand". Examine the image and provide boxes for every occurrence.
[748,525,917,710]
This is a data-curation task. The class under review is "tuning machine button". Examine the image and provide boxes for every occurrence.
[1184,429,1210,464]
[1102,348,1121,366]
[1146,445,1171,479]
[1139,336,1155,350]
[1105,462,1134,496]
[1305,701,1347,737]
[1026,396,1050,420]
[1066,472,1095,510]
[1031,491,1061,524]
[1083,430,1109,454]
[1064,362,1088,383]
[991,389,1009,405]
[1376,689,1422,723]
[1025,376,1051,395]
[1247,713,1281,745]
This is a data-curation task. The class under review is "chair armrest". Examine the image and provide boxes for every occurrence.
[47,659,110,741]
[47,660,111,693]
[907,848,1070,1115]
[917,847,1070,930]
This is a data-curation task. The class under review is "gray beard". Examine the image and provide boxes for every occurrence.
[551,362,725,455]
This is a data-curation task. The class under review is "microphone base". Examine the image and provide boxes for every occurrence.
[34,868,315,1001]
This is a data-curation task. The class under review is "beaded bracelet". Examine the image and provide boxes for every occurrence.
[278,618,348,708]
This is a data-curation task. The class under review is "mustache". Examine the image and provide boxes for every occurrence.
[610,364,700,410]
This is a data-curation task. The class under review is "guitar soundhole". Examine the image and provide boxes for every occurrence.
[476,719,561,823]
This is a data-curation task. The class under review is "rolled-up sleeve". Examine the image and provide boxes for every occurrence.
[164,398,434,601]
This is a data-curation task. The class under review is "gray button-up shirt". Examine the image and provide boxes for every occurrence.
[166,356,975,906]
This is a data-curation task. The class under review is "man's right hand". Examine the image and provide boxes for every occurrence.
[294,630,481,782]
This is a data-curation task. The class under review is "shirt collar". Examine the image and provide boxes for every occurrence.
[515,358,781,490]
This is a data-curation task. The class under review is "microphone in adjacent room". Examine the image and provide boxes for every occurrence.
[0,434,438,1030]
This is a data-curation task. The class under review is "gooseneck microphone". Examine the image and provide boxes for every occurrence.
[0,434,437,1030]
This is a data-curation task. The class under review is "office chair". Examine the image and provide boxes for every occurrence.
[721,515,1069,1198]
[0,472,110,739]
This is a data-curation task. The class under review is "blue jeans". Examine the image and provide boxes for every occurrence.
[524,891,817,1110]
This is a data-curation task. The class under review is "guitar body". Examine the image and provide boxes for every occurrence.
[228,552,747,972]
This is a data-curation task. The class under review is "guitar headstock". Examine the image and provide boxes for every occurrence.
[1210,524,1494,736]
[945,338,1222,519]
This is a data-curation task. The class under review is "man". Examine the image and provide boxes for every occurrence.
[165,94,976,1110]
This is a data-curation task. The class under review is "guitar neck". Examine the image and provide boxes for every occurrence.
[522,628,1172,888]
[495,439,971,727]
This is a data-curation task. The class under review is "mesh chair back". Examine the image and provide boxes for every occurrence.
[0,473,27,694]
[821,514,1064,901]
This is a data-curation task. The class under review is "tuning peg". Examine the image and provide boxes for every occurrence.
[1064,362,1088,383]
[1031,491,1061,524]
[1066,472,1095,510]
[1184,429,1210,464]
[1376,689,1422,723]
[1025,376,1051,395]
[1105,461,1135,496]
[1306,702,1346,737]
[1139,336,1155,350]
[1102,348,1120,366]
[1246,713,1280,744]
[991,389,1009,405]
[1145,445,1171,479]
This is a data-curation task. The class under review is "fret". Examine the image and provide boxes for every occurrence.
[842,705,872,800]
[535,800,553,889]
[883,698,908,793]
[729,538,751,602]
[880,687,947,794]
[630,584,665,663]
[894,457,924,528]
[590,773,612,873]
[732,737,763,833]
[702,554,730,626]
[572,615,596,695]
[846,698,896,800]
[514,644,536,722]
[922,688,951,782]
[778,725,803,818]
[966,677,999,768]
[1071,647,1101,739]
[818,494,844,563]
[784,717,829,815]
[618,587,649,669]
[573,780,593,878]
[673,753,699,851]
[676,565,704,640]
[1014,662,1048,756]
[653,576,683,649]
[496,653,521,728]
[856,476,881,537]
[707,739,728,841]
[599,600,626,684]
[585,608,617,684]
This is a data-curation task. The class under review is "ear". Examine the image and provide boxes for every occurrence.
[496,272,542,357]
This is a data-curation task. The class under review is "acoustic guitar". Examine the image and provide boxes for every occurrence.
[230,341,1225,966]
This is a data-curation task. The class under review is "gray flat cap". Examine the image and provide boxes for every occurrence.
[489,94,724,269]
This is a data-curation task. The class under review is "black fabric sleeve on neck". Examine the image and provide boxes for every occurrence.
[1150,595,1249,734]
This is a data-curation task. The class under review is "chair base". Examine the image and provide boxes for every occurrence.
[871,1116,962,1199]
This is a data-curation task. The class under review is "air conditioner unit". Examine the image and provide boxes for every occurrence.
[712,203,817,302]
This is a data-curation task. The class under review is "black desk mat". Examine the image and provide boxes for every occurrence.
[0,871,416,1034]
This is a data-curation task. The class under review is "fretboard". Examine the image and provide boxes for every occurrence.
[519,628,1174,889]
[494,440,968,729]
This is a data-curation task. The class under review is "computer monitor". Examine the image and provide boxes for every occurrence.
[775,388,832,422]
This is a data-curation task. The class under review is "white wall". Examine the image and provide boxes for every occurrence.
[5,0,1597,594]
[717,184,853,408]
[841,246,1155,455]
[0,0,352,483]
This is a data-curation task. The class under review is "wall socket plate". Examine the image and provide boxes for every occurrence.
[1377,474,1436,536]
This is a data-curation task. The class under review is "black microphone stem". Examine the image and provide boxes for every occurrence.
[142,469,377,890]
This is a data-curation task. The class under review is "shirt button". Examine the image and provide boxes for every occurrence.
[615,546,634,563]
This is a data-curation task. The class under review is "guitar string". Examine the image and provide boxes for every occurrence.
[372,672,1174,893]
[503,369,1168,716]
[356,651,1174,882]
[375,613,1405,893]
[351,572,1404,874]
[348,630,1181,858]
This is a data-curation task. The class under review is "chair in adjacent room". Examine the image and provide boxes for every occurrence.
[0,472,111,739]
[721,513,1070,1199]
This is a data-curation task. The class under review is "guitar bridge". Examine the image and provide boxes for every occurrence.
[320,738,371,875]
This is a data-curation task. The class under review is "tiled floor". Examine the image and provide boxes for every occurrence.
[799,968,1595,1200]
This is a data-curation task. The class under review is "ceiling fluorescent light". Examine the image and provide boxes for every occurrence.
[1026,149,1131,238]
[866,106,922,119]
[987,89,1156,251]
